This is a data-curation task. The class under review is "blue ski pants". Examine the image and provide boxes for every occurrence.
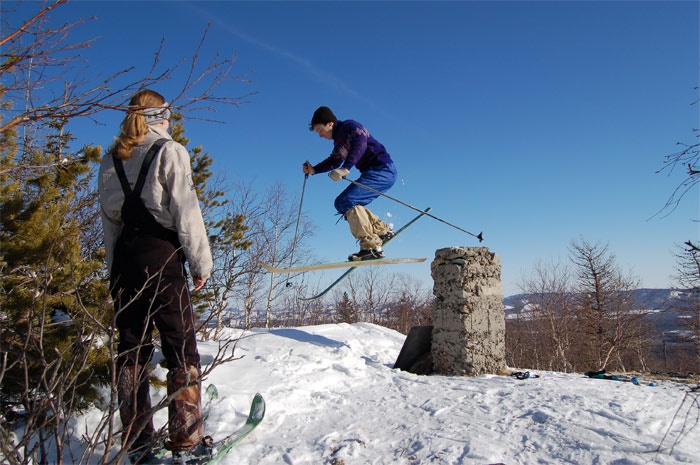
[334,162,397,214]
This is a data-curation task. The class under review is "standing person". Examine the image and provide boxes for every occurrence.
[304,106,396,261]
[99,89,213,465]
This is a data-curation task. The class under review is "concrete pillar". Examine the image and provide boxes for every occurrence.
[430,246,507,375]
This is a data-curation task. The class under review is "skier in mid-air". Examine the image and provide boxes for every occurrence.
[303,106,397,261]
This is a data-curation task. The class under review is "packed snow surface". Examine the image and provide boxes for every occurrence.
[84,323,698,464]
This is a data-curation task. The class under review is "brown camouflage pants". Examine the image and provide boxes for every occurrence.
[117,364,204,453]
[166,365,204,450]
[117,363,154,454]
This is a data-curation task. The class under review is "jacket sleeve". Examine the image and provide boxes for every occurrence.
[98,157,122,273]
[160,142,213,280]
[312,151,344,174]
[100,208,121,273]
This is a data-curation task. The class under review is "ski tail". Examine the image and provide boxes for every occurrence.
[202,384,219,422]
[206,393,265,464]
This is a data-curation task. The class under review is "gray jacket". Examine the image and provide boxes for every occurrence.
[99,126,213,280]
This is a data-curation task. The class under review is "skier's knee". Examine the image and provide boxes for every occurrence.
[335,197,351,214]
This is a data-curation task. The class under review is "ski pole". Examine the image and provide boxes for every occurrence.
[343,177,483,242]
[286,173,308,287]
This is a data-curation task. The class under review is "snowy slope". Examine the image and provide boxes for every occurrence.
[166,323,699,465]
[68,323,699,464]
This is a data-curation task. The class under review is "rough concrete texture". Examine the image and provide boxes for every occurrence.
[430,246,507,375]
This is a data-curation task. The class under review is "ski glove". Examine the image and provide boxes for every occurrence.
[303,161,315,175]
[329,167,349,181]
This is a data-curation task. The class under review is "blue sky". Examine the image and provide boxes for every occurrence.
[21,0,699,296]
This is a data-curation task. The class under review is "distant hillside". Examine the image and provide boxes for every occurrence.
[504,288,696,310]
[503,288,698,339]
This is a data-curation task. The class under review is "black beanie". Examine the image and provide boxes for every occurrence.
[309,106,337,130]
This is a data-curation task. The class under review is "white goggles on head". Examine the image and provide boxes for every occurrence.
[143,102,171,125]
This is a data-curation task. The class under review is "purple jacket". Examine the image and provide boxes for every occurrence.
[313,119,393,173]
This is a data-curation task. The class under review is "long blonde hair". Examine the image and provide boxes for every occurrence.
[110,89,167,160]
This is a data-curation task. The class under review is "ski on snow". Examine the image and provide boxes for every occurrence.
[204,392,265,464]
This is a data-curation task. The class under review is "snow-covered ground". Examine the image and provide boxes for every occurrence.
[86,323,698,464]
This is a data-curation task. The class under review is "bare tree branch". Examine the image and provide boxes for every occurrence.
[0,2,255,137]
[653,91,699,218]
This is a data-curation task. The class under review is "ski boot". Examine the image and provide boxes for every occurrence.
[171,436,214,465]
[348,248,384,261]
[379,229,395,244]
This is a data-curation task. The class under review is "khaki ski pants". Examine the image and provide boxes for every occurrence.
[344,205,390,250]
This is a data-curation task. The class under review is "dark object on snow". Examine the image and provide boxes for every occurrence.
[510,371,539,380]
[394,325,433,375]
[585,369,623,381]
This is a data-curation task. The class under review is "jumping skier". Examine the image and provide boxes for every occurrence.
[303,106,397,261]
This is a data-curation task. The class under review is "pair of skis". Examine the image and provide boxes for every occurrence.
[148,389,265,465]
[262,208,431,300]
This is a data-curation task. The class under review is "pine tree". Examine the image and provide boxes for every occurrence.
[335,292,358,324]
[0,116,112,463]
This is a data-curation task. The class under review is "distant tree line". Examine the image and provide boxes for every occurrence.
[506,239,699,375]
[254,269,434,335]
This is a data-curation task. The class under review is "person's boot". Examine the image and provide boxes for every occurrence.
[379,228,394,244]
[348,248,384,261]
[118,364,157,464]
[166,365,204,452]
[171,436,214,465]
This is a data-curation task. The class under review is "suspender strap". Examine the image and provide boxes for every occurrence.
[111,138,179,245]
[113,156,132,195]
[112,138,169,197]
[133,138,168,195]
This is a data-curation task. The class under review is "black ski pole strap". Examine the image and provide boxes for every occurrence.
[112,138,168,196]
